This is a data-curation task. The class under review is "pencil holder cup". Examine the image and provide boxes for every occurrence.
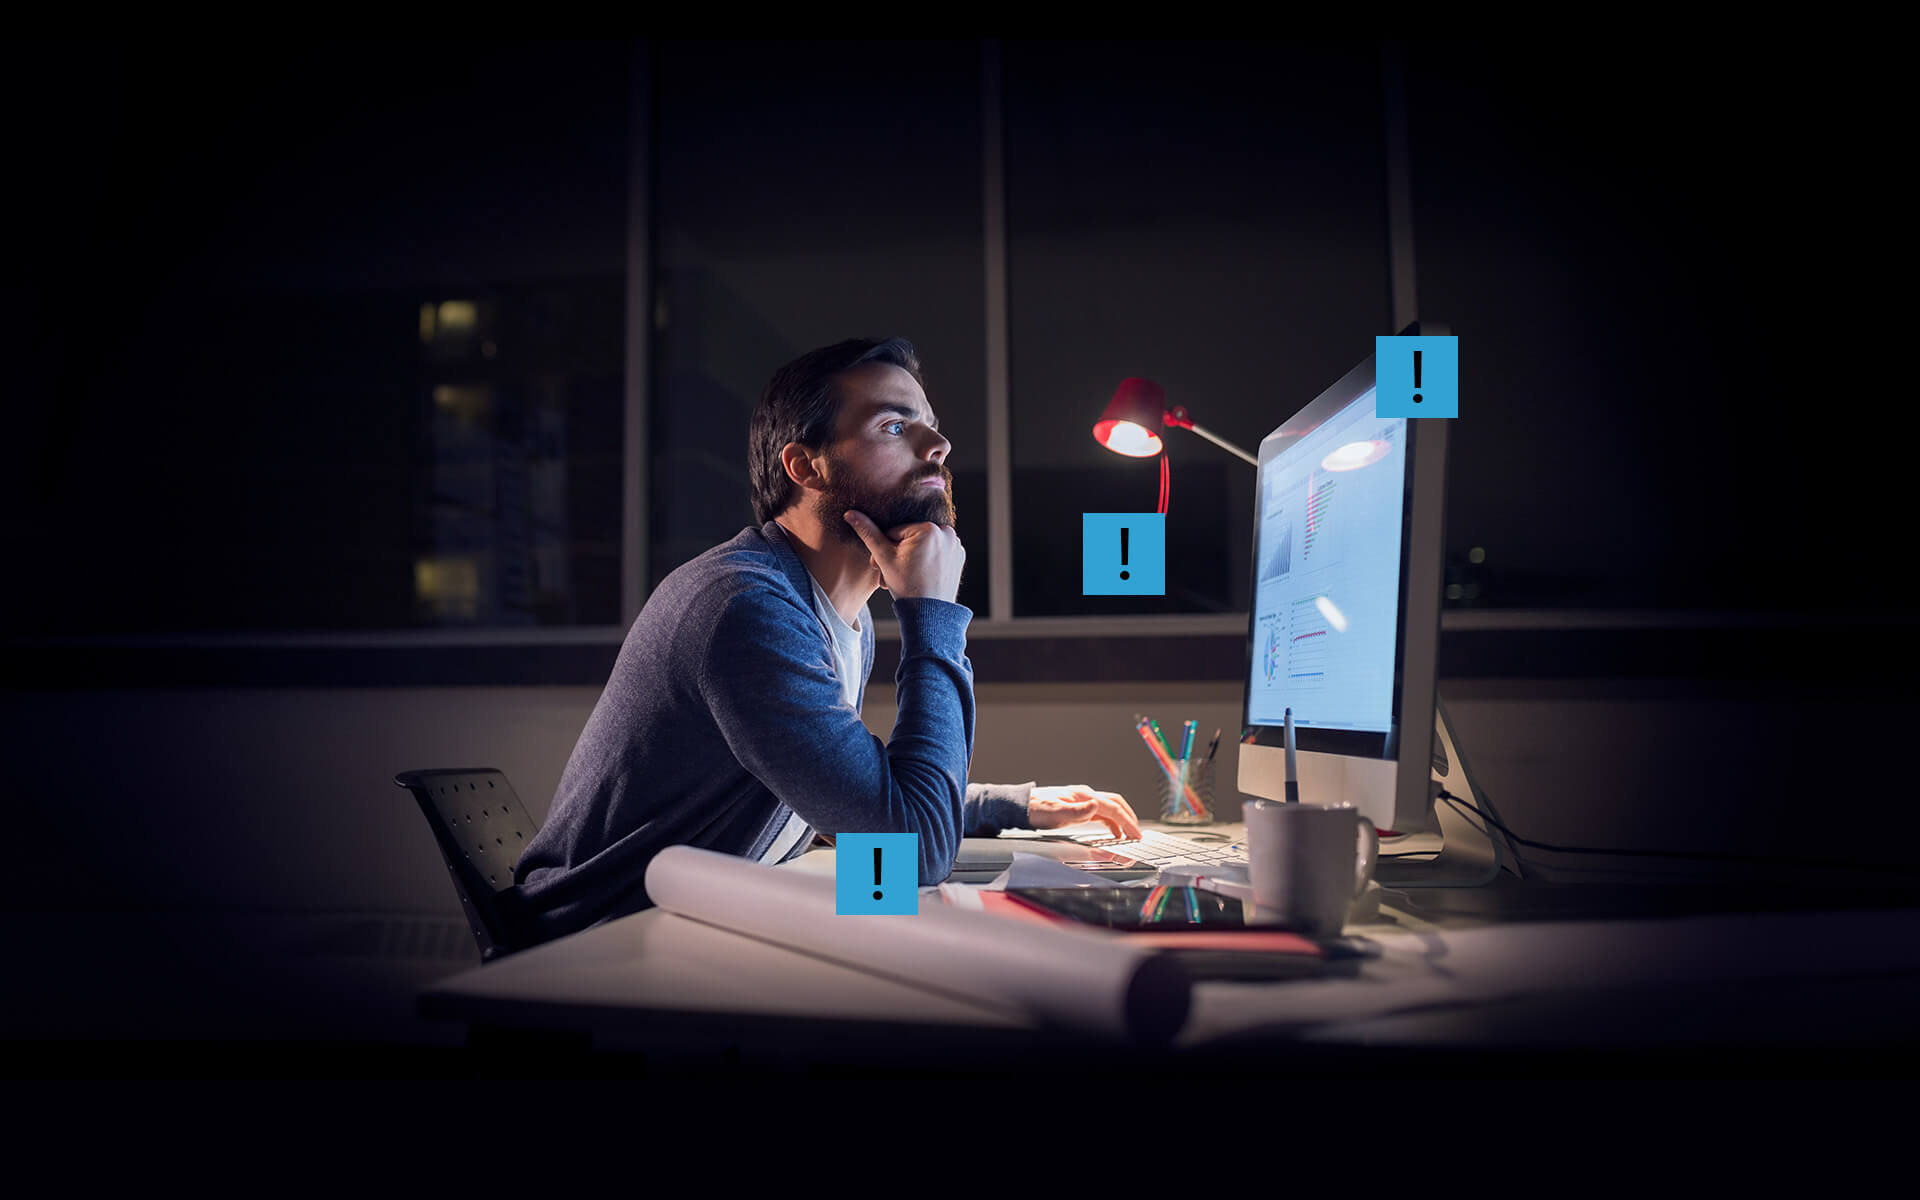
[1159,754,1215,825]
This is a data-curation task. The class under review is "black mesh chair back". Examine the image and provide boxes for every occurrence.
[394,768,540,962]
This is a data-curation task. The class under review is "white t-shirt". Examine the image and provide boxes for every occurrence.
[759,572,863,864]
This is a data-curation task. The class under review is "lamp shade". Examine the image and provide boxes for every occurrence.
[1093,377,1167,458]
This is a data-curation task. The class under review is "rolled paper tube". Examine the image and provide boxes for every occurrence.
[645,845,1191,1045]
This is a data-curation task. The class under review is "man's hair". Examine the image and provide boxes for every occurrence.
[748,336,924,524]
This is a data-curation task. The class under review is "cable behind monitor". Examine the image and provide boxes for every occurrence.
[1374,691,1520,888]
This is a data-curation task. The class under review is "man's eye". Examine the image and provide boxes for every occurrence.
[886,421,905,435]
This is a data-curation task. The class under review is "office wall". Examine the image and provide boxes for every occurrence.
[4,676,1900,920]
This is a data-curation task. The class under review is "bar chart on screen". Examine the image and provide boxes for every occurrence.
[1303,471,1339,564]
[1286,596,1329,691]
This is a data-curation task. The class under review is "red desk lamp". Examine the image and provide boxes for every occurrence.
[1093,377,1258,514]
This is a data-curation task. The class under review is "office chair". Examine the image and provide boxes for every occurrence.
[394,768,540,963]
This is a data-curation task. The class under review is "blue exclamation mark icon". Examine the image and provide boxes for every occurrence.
[1082,513,1164,595]
[1373,335,1456,417]
[835,832,918,914]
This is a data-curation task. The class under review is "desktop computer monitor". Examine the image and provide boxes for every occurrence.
[1237,324,1451,858]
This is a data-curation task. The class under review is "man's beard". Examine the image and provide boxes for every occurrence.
[817,454,957,547]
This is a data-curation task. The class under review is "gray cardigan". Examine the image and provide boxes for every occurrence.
[512,519,1033,943]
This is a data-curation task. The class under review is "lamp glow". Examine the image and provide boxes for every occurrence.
[1098,420,1162,457]
[1093,378,1170,458]
[1321,439,1389,472]
[1314,594,1350,632]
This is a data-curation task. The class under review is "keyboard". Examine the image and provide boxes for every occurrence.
[1068,827,1247,869]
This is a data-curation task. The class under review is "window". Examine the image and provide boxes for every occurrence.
[11,39,1864,689]
[7,41,629,635]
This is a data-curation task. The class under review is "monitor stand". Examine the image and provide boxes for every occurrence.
[1374,693,1522,888]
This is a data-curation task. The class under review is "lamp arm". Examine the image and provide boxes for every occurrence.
[1180,421,1258,466]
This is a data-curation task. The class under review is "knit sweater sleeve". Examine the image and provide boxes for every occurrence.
[700,588,976,885]
[964,781,1034,836]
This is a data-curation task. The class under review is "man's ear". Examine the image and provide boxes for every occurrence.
[779,442,827,491]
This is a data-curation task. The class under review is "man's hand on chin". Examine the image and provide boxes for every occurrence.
[1027,784,1141,840]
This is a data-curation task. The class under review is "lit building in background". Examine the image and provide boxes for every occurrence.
[414,293,577,626]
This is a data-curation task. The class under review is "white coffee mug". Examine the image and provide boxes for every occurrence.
[1240,801,1379,938]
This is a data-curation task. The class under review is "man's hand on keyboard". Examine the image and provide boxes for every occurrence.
[1027,784,1142,841]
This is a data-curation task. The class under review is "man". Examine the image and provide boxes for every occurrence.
[512,336,1138,943]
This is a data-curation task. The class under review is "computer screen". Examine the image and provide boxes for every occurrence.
[1246,383,1407,738]
[1237,326,1450,846]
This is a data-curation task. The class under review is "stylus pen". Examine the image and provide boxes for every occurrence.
[1284,706,1299,803]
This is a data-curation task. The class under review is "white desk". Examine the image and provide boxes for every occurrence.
[420,827,1920,1073]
